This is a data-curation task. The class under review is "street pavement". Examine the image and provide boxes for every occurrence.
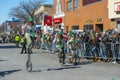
[0,44,120,80]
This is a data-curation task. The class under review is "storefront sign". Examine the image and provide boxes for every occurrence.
[54,0,65,18]
[54,18,62,24]
[114,2,120,12]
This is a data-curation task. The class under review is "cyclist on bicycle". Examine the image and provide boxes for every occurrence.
[67,33,78,65]
[22,18,35,53]
[53,31,65,64]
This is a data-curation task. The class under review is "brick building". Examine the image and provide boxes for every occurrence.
[54,0,116,33]
[35,4,54,28]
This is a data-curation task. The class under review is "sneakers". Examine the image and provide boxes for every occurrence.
[97,59,101,62]
[112,61,116,64]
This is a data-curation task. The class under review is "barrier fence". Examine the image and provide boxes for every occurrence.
[77,42,120,60]
[39,41,120,62]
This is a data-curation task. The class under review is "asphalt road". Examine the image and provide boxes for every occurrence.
[0,47,120,80]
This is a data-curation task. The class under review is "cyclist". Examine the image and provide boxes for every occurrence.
[67,33,78,65]
[53,31,65,64]
[22,18,35,53]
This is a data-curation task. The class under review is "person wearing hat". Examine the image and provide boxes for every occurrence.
[22,17,35,53]
[53,31,65,64]
[67,33,78,65]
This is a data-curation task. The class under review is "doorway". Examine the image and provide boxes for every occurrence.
[95,24,103,33]
[117,21,120,32]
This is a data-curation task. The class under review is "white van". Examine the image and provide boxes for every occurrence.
[71,30,83,33]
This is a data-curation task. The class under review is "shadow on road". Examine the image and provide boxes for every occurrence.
[47,65,80,71]
[32,64,80,73]
[0,59,8,62]
[0,60,5,62]
[0,69,22,77]
[79,61,93,65]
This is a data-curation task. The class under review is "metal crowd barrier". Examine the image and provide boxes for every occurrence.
[76,42,120,61]
[39,40,120,62]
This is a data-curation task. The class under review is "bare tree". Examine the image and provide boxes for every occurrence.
[9,0,45,22]
[0,23,5,33]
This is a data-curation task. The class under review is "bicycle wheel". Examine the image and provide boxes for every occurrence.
[26,60,32,72]
[61,58,65,67]
[59,53,65,67]
[59,58,63,67]
[74,53,78,65]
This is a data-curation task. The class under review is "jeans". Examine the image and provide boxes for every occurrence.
[52,43,57,52]
[91,46,99,57]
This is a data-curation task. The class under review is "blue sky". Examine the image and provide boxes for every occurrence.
[0,0,53,25]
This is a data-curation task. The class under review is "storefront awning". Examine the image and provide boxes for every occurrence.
[54,18,62,24]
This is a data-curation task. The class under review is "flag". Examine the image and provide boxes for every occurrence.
[44,15,52,26]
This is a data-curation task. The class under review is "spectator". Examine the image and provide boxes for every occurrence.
[20,34,27,54]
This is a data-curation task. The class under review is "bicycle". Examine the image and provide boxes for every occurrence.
[26,48,32,72]
[73,50,78,65]
[59,47,66,67]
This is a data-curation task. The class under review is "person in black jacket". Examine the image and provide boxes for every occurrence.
[20,34,27,54]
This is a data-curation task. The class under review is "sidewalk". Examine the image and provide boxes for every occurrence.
[0,43,20,48]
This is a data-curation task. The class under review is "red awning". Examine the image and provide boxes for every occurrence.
[54,18,62,24]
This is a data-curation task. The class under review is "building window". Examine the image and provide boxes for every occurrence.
[72,25,79,30]
[83,0,102,5]
[84,24,93,32]
[67,1,72,11]
[74,0,79,9]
